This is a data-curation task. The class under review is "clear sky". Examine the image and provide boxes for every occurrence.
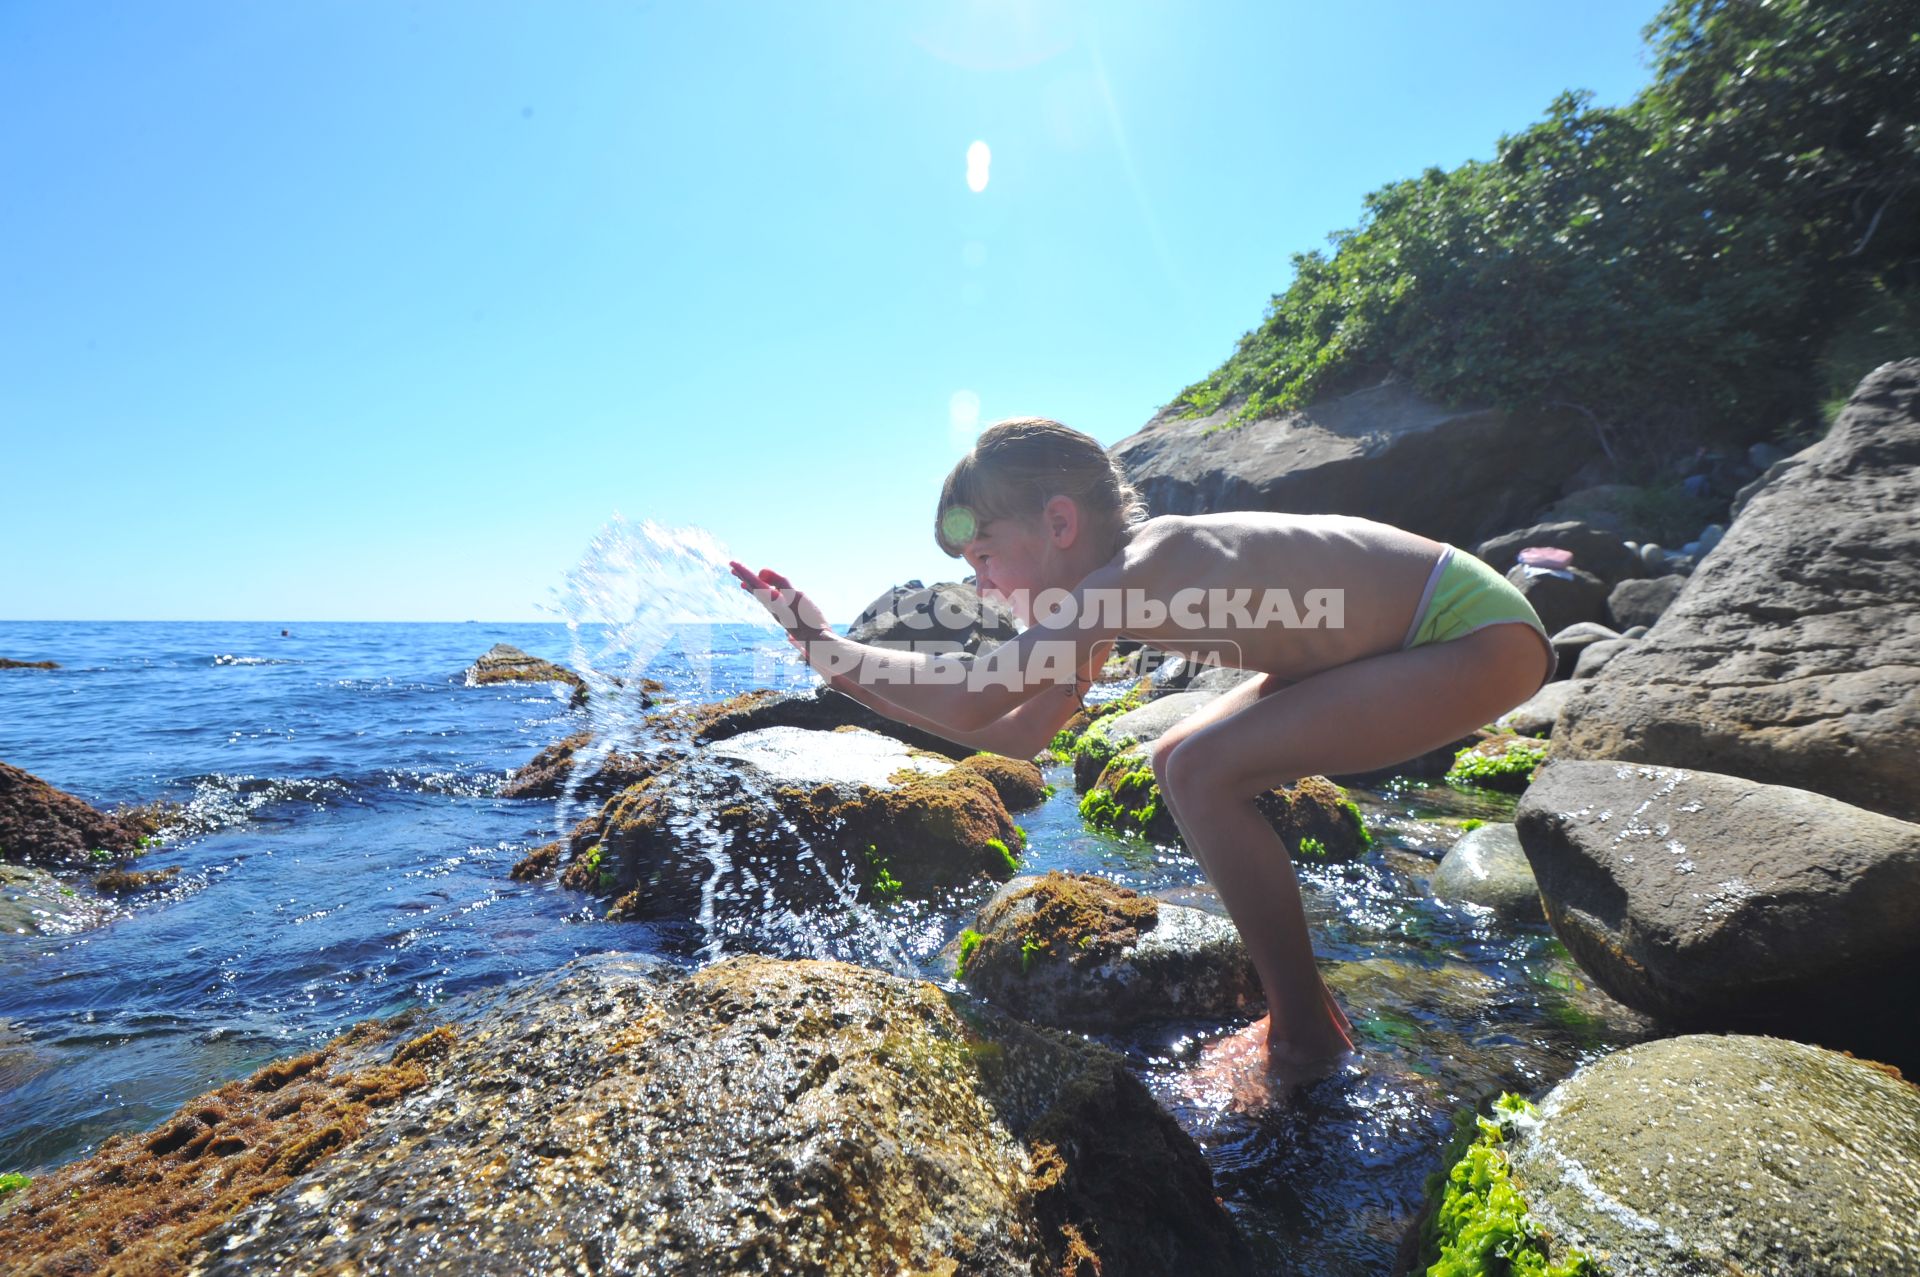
[1,1,1662,623]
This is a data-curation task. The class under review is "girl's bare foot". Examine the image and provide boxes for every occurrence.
[1185,1016,1356,1112]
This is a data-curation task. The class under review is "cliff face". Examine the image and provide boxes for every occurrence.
[1110,381,1593,545]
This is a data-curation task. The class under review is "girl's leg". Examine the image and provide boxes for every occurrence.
[1158,622,1549,1073]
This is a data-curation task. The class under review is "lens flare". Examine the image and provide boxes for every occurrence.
[965,140,991,193]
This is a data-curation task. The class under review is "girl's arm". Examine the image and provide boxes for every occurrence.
[731,562,1121,734]
[821,661,1096,760]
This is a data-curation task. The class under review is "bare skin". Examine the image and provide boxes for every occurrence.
[733,501,1553,1104]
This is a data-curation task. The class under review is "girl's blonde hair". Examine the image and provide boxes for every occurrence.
[935,417,1148,556]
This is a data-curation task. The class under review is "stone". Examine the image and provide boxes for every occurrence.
[1474,521,1646,587]
[1430,824,1543,922]
[1092,691,1216,748]
[1110,381,1594,545]
[463,643,588,706]
[499,731,663,800]
[1507,1034,1920,1276]
[1493,680,1574,739]
[10,955,1254,1275]
[1516,759,1920,1064]
[1553,360,1920,822]
[1605,573,1684,629]
[952,873,1261,1031]
[1505,564,1610,637]
[0,761,151,870]
[1570,636,1635,679]
[548,727,1022,919]
[0,658,58,670]
[846,579,1017,655]
[0,863,115,935]
[1537,482,1641,535]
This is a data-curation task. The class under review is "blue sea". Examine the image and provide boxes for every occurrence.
[0,616,1642,1274]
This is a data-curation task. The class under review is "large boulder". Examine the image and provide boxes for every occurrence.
[1492,680,1574,738]
[1506,1035,1920,1276]
[536,726,1024,921]
[499,731,665,799]
[952,873,1261,1031]
[1474,520,1645,587]
[1552,360,1920,822]
[846,579,1017,655]
[1515,759,1920,1064]
[0,761,155,870]
[1110,383,1591,544]
[6,954,1254,1276]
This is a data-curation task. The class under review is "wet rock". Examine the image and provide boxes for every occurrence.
[92,865,181,894]
[1081,756,1373,864]
[554,727,1022,918]
[0,761,151,870]
[0,1013,454,1274]
[0,658,58,670]
[1505,563,1609,637]
[1110,381,1593,546]
[1474,521,1645,587]
[1554,361,1920,822]
[1507,1034,1920,1276]
[952,873,1260,1032]
[953,753,1048,812]
[463,643,588,706]
[1516,759,1920,1064]
[691,686,975,760]
[1604,573,1684,629]
[846,579,1018,655]
[1095,691,1217,748]
[1442,733,1550,792]
[1492,680,1573,738]
[187,953,1253,1276]
[1569,636,1635,679]
[0,863,115,935]
[1430,824,1543,922]
[500,731,666,800]
[1185,665,1262,696]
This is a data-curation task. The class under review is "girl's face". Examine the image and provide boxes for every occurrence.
[959,514,1052,623]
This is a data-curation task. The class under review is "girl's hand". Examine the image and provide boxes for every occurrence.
[729,561,832,646]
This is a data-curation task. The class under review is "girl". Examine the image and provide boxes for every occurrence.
[731,417,1555,1091]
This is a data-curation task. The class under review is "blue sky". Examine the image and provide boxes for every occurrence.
[1,2,1661,622]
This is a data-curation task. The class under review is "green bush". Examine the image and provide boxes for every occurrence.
[1176,0,1920,475]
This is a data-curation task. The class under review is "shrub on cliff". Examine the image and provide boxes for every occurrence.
[1177,0,1919,470]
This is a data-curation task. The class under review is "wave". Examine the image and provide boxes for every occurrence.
[210,655,299,667]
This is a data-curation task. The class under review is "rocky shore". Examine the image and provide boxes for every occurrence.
[3,363,1915,1275]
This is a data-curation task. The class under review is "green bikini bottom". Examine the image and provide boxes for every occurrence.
[1401,544,1558,687]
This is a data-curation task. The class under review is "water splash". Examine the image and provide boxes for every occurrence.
[545,516,914,976]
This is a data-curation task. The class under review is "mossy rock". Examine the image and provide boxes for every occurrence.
[1079,757,1372,863]
[1445,733,1551,792]
[164,954,1254,1276]
[500,731,667,800]
[463,643,591,707]
[954,874,1262,1032]
[954,753,1048,812]
[547,734,1022,921]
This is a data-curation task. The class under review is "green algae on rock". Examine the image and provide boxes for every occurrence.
[953,873,1262,1032]
[1419,1094,1594,1277]
[1446,734,1550,792]
[1078,759,1372,862]
[176,953,1253,1276]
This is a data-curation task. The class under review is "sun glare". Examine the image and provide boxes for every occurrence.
[966,140,991,193]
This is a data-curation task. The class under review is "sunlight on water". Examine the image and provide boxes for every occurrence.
[548,516,916,976]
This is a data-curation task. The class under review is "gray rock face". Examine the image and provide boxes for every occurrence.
[1508,1034,1920,1276]
[1553,360,1920,822]
[1493,680,1574,738]
[846,580,1017,655]
[954,874,1262,1031]
[1570,637,1636,679]
[1605,573,1684,629]
[1474,521,1645,587]
[0,863,114,936]
[1110,382,1591,544]
[1515,760,1920,1061]
[1430,824,1543,922]
[193,953,1253,1276]
[1506,564,1609,636]
[1094,691,1217,748]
